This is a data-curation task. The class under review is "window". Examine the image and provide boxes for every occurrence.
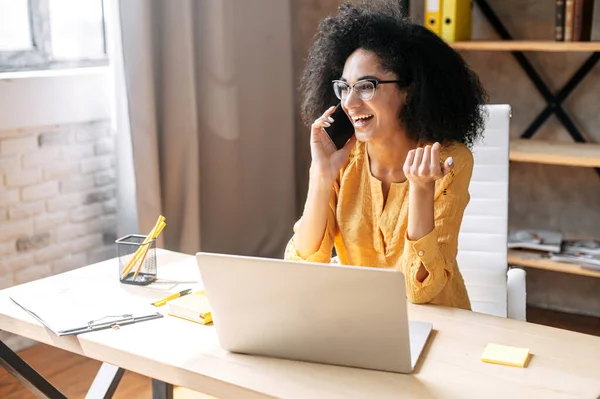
[0,0,107,72]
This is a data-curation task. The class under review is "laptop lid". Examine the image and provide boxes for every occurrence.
[196,252,428,373]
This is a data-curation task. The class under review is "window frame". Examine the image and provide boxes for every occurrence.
[0,0,108,73]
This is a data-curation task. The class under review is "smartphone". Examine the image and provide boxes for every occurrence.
[323,104,355,150]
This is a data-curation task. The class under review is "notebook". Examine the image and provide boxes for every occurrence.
[507,229,562,252]
[167,290,212,325]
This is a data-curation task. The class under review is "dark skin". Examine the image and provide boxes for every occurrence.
[296,49,454,283]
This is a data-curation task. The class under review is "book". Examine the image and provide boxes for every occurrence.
[167,290,213,325]
[548,239,600,270]
[564,0,575,41]
[549,252,600,270]
[555,0,566,41]
[573,0,594,41]
[399,0,410,18]
[507,229,563,252]
[562,239,600,256]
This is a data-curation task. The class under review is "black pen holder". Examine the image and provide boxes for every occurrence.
[116,234,157,286]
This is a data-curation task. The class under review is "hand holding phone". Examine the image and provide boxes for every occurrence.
[323,104,355,150]
[310,105,357,182]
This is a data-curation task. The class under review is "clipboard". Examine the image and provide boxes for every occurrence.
[10,287,163,336]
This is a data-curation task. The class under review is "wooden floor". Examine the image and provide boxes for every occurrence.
[1,306,599,398]
[0,344,215,399]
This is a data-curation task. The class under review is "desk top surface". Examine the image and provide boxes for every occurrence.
[1,249,599,399]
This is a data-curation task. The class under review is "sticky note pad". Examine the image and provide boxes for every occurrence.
[481,343,530,368]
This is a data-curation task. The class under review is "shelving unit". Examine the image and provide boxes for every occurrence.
[452,1,600,277]
[451,41,600,52]
[465,0,600,151]
[509,139,600,167]
[450,37,600,170]
[508,250,600,279]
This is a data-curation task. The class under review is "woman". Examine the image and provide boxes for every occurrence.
[284,2,488,310]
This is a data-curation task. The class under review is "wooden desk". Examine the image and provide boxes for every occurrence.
[1,250,599,399]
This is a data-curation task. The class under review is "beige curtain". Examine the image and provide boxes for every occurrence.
[117,0,296,257]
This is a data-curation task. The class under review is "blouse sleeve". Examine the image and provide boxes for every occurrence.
[401,149,473,304]
[284,179,339,263]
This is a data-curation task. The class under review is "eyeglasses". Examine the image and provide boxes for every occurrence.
[332,78,402,101]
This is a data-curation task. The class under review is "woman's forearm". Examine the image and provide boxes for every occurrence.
[294,172,334,259]
[407,182,435,282]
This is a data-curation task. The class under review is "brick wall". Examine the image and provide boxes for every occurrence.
[0,120,117,350]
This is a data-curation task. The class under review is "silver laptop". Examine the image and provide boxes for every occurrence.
[196,252,432,373]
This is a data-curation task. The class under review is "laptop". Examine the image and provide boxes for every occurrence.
[196,252,433,373]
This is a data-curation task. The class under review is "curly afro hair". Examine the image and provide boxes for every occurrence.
[299,1,488,148]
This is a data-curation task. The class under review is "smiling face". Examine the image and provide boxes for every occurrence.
[339,49,407,144]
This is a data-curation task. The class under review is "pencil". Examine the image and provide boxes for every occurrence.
[132,221,166,280]
[121,216,163,278]
[121,216,166,280]
[151,289,192,307]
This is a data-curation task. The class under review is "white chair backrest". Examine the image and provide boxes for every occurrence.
[457,104,511,318]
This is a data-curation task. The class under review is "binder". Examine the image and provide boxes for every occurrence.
[425,0,442,35]
[399,0,410,18]
[10,288,163,336]
[441,0,472,43]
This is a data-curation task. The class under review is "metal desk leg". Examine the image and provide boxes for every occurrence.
[2,338,171,399]
[152,379,174,399]
[85,362,125,399]
[0,339,67,399]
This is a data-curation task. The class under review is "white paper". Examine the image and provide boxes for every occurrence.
[11,285,160,335]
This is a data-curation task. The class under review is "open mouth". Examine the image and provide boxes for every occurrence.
[352,114,374,128]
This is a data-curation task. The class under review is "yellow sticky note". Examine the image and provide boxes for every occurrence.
[481,343,531,368]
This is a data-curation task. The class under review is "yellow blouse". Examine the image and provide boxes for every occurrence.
[285,141,472,310]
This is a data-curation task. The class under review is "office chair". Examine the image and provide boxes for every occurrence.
[457,104,527,320]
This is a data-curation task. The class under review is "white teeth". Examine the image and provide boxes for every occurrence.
[353,114,373,121]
